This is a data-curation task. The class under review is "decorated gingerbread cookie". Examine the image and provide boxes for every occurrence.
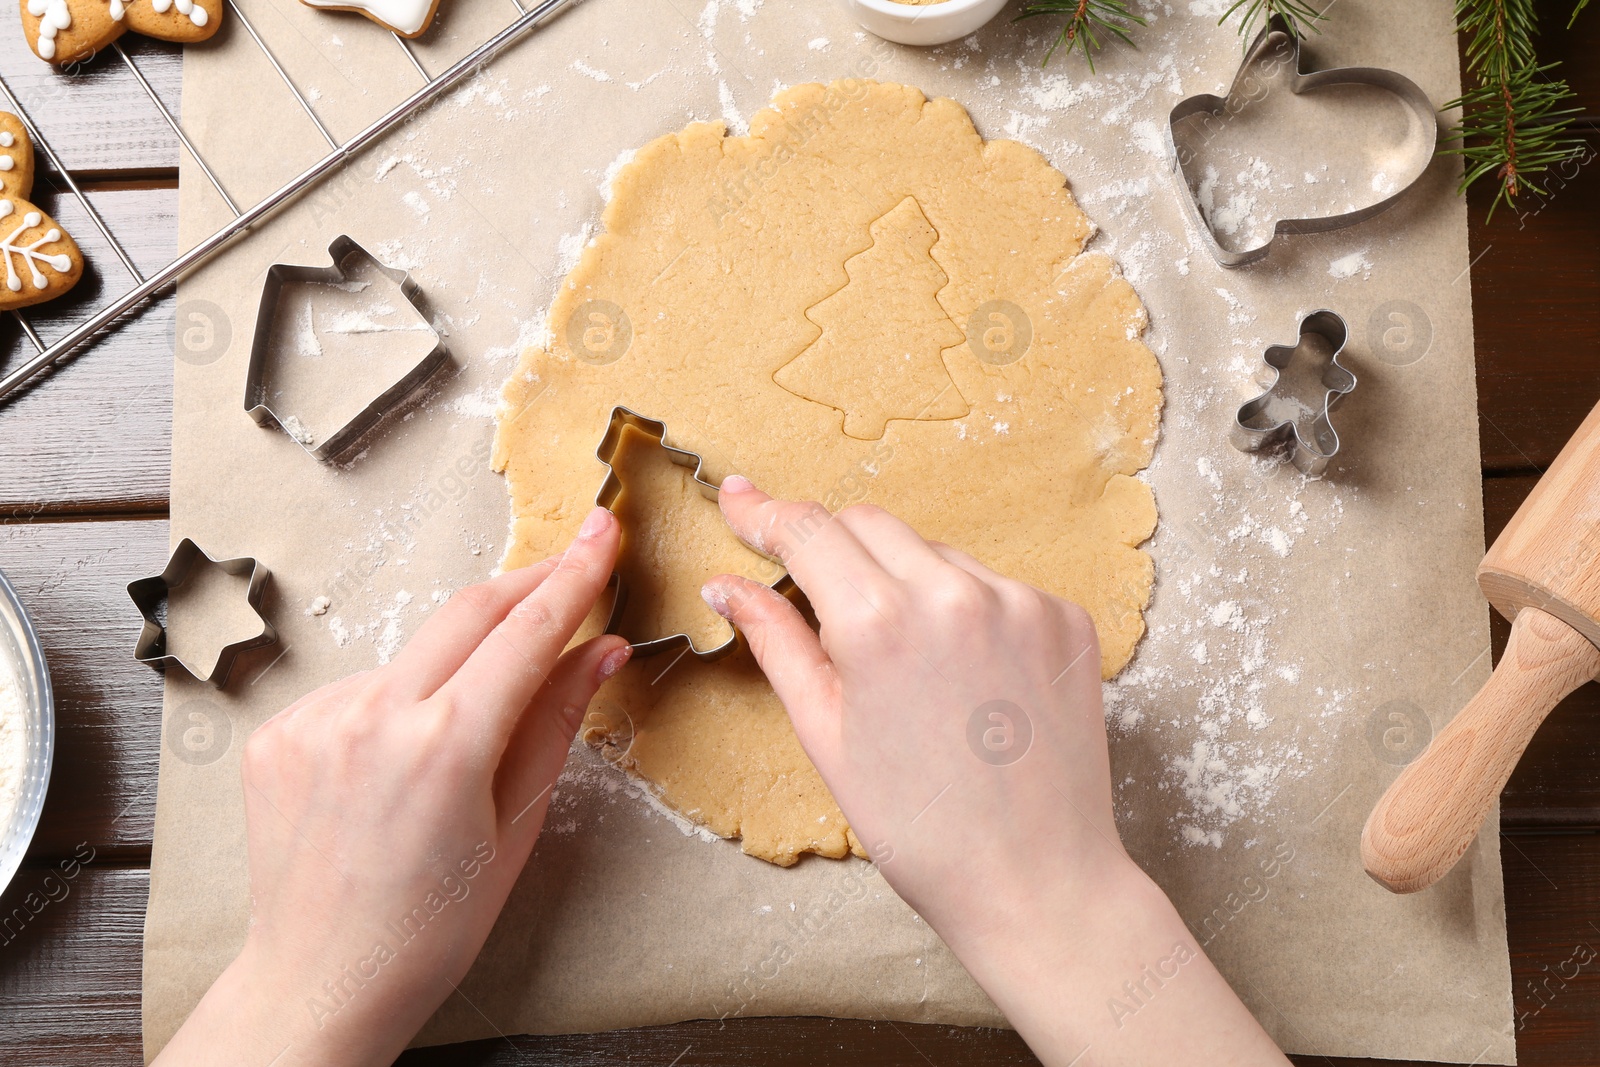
[298,0,441,38]
[20,0,222,65]
[0,113,82,312]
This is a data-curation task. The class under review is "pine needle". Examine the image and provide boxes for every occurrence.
[1219,0,1326,41]
[1450,0,1588,218]
[1016,0,1146,71]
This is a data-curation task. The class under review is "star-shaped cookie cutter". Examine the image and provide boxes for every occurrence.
[1167,15,1438,267]
[1231,309,1357,476]
[594,406,796,662]
[127,539,277,687]
[244,235,448,462]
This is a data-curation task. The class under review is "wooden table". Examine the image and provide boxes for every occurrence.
[0,18,1597,1066]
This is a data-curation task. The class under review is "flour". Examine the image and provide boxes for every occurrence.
[0,658,28,834]
[547,748,725,845]
[1328,250,1372,280]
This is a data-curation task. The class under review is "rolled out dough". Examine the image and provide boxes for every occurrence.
[493,80,1161,866]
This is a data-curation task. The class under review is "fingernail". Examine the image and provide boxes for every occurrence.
[720,474,755,495]
[577,507,613,540]
[701,583,732,619]
[597,644,632,681]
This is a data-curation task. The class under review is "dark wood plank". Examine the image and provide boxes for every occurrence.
[8,832,1598,1065]
[0,25,180,175]
[1499,831,1600,1060]
[0,184,176,516]
[0,518,167,862]
[1468,130,1600,474]
[0,863,145,1063]
[1535,0,1600,125]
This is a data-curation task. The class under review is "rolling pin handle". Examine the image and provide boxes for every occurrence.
[1361,607,1600,894]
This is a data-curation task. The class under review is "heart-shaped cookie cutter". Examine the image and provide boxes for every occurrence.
[594,406,796,662]
[1231,309,1357,476]
[1167,15,1439,267]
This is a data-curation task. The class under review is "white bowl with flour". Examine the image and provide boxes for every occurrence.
[840,0,1009,46]
[0,568,53,897]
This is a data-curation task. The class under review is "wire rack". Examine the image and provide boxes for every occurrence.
[0,0,574,401]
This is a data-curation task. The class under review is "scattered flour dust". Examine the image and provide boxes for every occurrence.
[1328,250,1373,280]
[0,658,28,833]
[1104,432,1355,850]
[544,748,725,845]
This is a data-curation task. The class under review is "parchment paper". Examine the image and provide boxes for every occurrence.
[143,0,1516,1061]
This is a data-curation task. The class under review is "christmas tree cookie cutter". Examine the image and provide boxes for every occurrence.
[127,538,277,688]
[244,235,448,462]
[1167,14,1438,267]
[593,406,796,662]
[1231,309,1357,476]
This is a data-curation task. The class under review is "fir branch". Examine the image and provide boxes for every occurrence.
[1016,0,1146,71]
[1219,0,1325,41]
[1446,64,1585,218]
[1450,0,1587,218]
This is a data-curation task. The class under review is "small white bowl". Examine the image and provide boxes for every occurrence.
[840,0,1009,46]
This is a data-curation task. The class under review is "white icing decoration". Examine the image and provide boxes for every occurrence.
[0,159,11,173]
[122,0,207,25]
[0,133,13,147]
[301,0,431,36]
[27,0,71,60]
[0,201,72,293]
[27,0,206,56]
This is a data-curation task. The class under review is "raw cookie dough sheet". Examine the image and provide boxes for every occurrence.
[145,0,1514,1062]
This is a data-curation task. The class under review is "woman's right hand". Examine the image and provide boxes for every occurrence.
[703,477,1288,1067]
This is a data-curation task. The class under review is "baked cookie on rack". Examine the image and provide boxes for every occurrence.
[0,112,82,312]
[298,0,441,38]
[20,0,223,66]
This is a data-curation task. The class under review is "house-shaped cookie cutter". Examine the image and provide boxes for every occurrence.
[1231,309,1357,476]
[244,235,448,462]
[594,406,796,662]
[127,538,277,687]
[1167,15,1439,267]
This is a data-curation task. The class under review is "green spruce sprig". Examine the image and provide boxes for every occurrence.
[1447,0,1588,218]
[1015,0,1146,71]
[1219,0,1326,41]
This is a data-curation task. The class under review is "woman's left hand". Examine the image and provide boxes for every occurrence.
[153,506,629,1067]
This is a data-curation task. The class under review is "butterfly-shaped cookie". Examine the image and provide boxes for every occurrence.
[0,113,83,312]
[20,0,222,65]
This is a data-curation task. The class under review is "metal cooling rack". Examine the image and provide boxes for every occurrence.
[0,0,574,401]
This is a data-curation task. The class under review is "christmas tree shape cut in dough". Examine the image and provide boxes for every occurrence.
[774,195,967,440]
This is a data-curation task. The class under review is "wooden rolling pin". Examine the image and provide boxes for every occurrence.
[1362,398,1600,893]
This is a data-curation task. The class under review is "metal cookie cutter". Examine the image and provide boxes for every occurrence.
[594,405,796,662]
[128,539,277,687]
[1167,15,1438,267]
[1232,309,1357,476]
[244,236,448,462]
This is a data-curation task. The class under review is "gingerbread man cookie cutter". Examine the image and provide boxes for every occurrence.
[127,538,277,687]
[1167,14,1439,267]
[1231,309,1357,476]
[594,406,796,662]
